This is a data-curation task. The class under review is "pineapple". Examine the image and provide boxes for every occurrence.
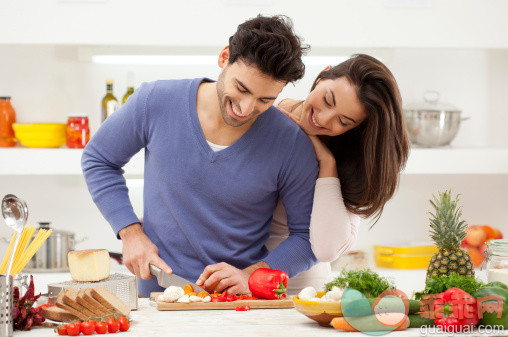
[426,190,475,280]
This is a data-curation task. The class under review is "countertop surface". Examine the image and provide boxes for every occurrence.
[11,266,495,337]
[14,298,504,337]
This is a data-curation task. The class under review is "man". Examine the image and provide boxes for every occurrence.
[82,15,319,297]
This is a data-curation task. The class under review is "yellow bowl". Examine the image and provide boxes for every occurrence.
[13,123,66,148]
[293,291,342,327]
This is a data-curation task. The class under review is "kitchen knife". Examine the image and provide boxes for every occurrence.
[149,264,208,293]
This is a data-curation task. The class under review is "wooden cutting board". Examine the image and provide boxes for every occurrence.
[150,292,295,310]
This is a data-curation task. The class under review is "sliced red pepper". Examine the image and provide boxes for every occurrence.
[248,268,289,300]
[239,295,258,300]
[236,305,251,311]
[226,294,237,302]
[211,290,228,302]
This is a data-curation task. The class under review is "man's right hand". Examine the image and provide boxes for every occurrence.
[118,223,173,280]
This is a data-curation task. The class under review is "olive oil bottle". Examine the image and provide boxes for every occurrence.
[101,79,118,122]
[122,72,135,105]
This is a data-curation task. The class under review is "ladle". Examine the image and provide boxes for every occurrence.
[1,194,28,275]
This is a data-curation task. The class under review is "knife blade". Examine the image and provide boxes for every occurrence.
[149,264,208,294]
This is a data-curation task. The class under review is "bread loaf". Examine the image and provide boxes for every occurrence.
[41,306,78,322]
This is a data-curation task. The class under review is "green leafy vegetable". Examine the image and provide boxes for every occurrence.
[414,274,484,300]
[325,269,395,298]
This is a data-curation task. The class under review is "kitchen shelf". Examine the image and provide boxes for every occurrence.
[1,147,508,175]
[0,147,144,176]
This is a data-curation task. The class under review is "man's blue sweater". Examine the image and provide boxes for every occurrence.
[82,78,318,296]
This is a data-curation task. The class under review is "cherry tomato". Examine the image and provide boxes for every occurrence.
[108,319,120,333]
[80,321,95,335]
[73,321,82,331]
[65,323,80,336]
[87,320,96,330]
[235,305,251,311]
[57,325,67,335]
[197,291,209,299]
[117,317,130,332]
[183,284,194,294]
[95,322,108,334]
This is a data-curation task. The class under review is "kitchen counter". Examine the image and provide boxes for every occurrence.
[13,267,495,337]
[13,298,504,337]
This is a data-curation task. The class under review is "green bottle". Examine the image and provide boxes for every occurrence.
[122,72,135,105]
[101,79,118,122]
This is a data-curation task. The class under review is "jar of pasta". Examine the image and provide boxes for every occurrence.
[66,114,89,148]
[484,239,508,285]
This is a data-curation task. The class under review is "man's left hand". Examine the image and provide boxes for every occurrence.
[195,262,250,294]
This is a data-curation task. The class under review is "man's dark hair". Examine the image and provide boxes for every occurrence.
[228,15,308,84]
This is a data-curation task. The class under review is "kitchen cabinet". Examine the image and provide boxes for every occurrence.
[1,147,508,176]
[2,0,508,49]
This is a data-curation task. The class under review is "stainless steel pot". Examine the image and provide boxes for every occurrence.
[404,91,469,147]
[0,222,86,273]
[26,222,86,272]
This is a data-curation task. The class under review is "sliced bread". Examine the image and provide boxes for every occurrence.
[63,288,95,318]
[56,291,88,320]
[76,289,105,317]
[83,288,113,315]
[91,286,130,316]
[41,306,78,322]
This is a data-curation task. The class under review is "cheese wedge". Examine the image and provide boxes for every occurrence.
[68,249,110,282]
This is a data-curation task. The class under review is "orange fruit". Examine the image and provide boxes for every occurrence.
[492,228,504,239]
[482,225,496,240]
[466,247,484,267]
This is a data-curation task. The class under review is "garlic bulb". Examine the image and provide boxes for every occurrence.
[163,286,185,302]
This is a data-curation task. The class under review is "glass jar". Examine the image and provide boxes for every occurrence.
[66,114,90,148]
[0,96,17,147]
[484,239,508,284]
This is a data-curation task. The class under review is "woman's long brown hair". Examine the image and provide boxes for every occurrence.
[307,54,410,225]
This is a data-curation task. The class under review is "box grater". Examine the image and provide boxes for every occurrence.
[47,273,138,310]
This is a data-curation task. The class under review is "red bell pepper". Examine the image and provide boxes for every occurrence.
[248,268,289,300]
[433,287,480,332]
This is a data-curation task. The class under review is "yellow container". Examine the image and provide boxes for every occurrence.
[13,123,66,148]
[374,243,438,269]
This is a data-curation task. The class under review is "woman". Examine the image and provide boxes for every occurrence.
[266,54,410,291]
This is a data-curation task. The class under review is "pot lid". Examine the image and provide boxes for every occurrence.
[37,221,75,236]
[404,91,461,112]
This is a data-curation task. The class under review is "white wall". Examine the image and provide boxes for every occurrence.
[3,0,508,48]
[1,44,508,266]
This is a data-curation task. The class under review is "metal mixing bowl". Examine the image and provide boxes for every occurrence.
[404,91,467,147]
